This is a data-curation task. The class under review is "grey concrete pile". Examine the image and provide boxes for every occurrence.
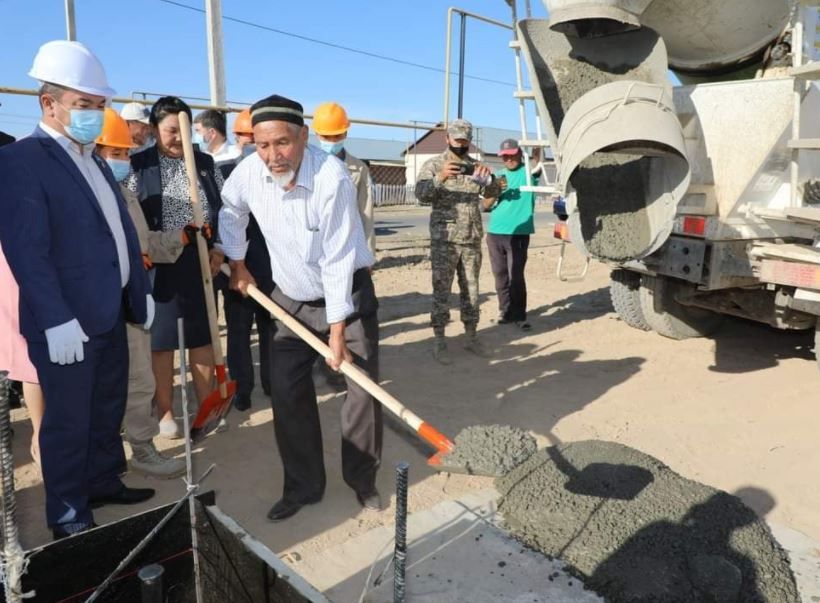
[441,425,537,476]
[495,440,798,602]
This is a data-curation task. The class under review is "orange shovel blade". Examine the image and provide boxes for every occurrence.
[190,380,237,443]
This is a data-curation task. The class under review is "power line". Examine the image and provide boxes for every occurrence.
[157,0,515,88]
[0,112,40,121]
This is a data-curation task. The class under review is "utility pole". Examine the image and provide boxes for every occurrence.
[205,0,226,107]
[457,13,467,119]
[64,0,76,41]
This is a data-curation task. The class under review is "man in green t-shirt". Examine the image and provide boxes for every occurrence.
[482,139,540,330]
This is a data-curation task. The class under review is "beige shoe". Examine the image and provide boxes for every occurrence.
[130,441,186,479]
[464,335,491,358]
[432,338,452,365]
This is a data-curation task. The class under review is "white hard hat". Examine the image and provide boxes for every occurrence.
[28,40,116,98]
[120,102,151,124]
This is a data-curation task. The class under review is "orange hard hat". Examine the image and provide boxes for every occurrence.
[96,107,136,149]
[312,102,350,136]
[233,108,253,135]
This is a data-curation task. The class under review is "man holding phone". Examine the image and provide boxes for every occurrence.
[482,139,540,330]
[415,120,501,364]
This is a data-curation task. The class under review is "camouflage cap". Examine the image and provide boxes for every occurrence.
[447,119,473,141]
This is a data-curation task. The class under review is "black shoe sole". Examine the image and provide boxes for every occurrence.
[52,522,97,540]
[356,490,382,511]
[89,492,155,509]
[267,496,322,522]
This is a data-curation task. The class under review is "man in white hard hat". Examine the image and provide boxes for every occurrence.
[120,101,154,153]
[0,40,155,540]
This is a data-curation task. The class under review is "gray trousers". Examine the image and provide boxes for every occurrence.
[123,323,159,443]
[269,270,382,502]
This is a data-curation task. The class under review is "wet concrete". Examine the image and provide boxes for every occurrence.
[441,425,537,476]
[549,58,652,125]
[496,440,799,602]
[518,22,668,263]
[570,153,654,261]
[519,23,663,135]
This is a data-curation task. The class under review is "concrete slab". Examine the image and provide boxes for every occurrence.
[295,489,601,602]
[770,523,820,601]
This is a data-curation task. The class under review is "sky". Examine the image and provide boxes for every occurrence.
[0,0,550,142]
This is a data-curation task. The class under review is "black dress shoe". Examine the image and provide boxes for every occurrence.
[233,393,251,411]
[89,486,155,509]
[356,488,382,511]
[52,522,97,541]
[266,496,322,522]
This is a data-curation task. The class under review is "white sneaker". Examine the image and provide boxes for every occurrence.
[158,417,181,439]
[130,441,186,479]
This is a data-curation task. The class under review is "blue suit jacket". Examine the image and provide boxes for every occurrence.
[0,126,149,342]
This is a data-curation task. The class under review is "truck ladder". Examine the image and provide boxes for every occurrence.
[508,2,589,281]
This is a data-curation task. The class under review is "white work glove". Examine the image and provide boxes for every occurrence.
[144,294,155,330]
[44,319,89,365]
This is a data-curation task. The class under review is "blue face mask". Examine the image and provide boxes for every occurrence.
[241,143,257,159]
[192,131,205,146]
[59,104,104,144]
[106,158,131,182]
[320,140,344,155]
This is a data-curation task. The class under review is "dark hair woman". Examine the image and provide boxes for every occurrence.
[124,96,224,439]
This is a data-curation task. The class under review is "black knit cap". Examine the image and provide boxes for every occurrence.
[250,94,304,127]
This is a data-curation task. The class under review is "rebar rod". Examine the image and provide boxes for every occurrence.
[0,372,27,603]
[393,462,409,603]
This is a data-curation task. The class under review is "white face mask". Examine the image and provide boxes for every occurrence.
[131,136,155,155]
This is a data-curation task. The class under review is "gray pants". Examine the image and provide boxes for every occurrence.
[269,270,382,502]
[123,323,159,443]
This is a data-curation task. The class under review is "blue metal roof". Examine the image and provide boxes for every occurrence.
[307,135,407,163]
[474,126,555,160]
[308,125,554,162]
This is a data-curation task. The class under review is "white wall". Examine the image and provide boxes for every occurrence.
[404,151,489,186]
[404,153,438,187]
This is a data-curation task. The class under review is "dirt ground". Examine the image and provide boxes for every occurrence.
[10,207,820,588]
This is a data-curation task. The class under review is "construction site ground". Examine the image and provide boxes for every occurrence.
[10,205,820,598]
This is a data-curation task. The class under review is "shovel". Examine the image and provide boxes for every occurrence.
[219,265,457,468]
[178,112,236,442]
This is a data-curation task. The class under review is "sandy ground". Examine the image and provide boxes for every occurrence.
[10,207,820,589]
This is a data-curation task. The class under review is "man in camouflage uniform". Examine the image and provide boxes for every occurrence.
[415,120,501,364]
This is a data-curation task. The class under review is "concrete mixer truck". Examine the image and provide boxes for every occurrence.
[508,0,820,366]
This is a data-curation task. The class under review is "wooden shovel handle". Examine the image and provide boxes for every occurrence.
[178,112,227,398]
[220,265,453,452]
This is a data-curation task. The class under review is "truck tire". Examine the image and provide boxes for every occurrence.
[609,269,651,331]
[639,275,723,340]
[815,321,820,372]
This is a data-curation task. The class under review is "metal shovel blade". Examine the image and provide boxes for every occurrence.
[190,380,237,443]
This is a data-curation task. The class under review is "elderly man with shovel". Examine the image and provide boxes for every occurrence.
[217,94,382,521]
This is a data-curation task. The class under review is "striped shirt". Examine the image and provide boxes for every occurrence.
[218,145,374,323]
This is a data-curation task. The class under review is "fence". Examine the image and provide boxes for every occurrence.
[373,184,418,207]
